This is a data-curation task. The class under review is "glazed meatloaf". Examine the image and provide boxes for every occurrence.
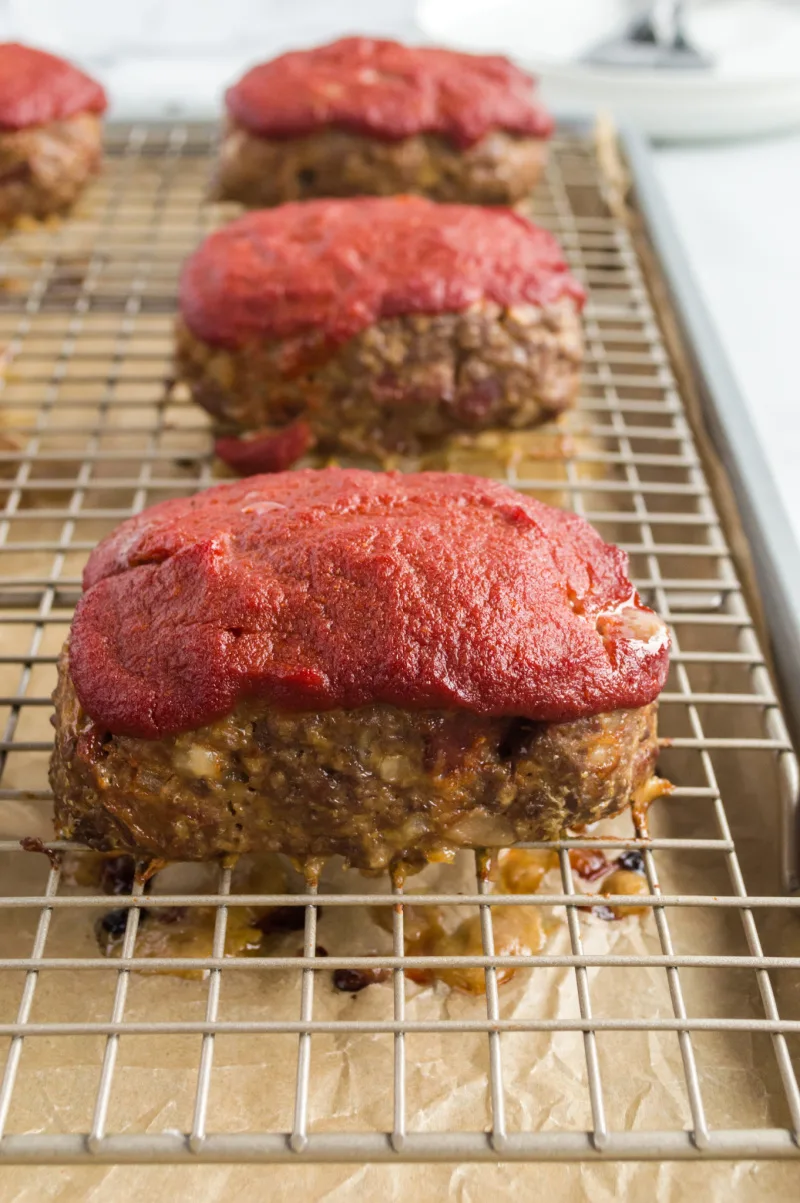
[50,469,670,872]
[0,42,107,224]
[212,37,553,206]
[176,197,585,464]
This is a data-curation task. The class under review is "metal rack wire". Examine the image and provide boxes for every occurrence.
[0,124,798,1165]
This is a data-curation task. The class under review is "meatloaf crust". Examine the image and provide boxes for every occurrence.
[176,198,584,460]
[212,121,548,207]
[0,113,103,223]
[214,36,552,206]
[0,43,106,222]
[49,469,669,870]
[52,653,659,870]
[175,300,582,457]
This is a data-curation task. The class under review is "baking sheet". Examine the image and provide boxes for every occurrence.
[0,124,798,1199]
[3,1152,800,1203]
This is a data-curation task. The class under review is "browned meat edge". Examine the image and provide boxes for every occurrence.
[175,299,583,458]
[51,646,658,872]
[211,120,548,207]
[0,113,102,224]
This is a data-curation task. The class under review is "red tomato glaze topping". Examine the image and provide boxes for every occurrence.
[70,469,670,738]
[0,43,107,131]
[226,36,552,148]
[179,197,585,351]
[214,421,316,476]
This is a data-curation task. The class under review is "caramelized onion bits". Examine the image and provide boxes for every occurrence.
[597,868,650,919]
[367,847,556,995]
[407,906,544,994]
[96,904,265,978]
[372,900,545,995]
[492,847,557,894]
[96,855,289,976]
[567,847,609,882]
[333,964,390,993]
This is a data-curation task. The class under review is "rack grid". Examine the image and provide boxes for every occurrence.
[0,123,798,1165]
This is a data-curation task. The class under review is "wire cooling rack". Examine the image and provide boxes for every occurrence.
[0,124,798,1166]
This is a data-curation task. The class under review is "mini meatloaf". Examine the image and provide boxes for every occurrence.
[212,36,553,207]
[0,42,107,224]
[176,197,585,463]
[50,469,670,872]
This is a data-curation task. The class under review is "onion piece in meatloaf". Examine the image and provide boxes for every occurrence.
[213,36,553,206]
[175,196,585,464]
[0,42,107,223]
[50,468,670,873]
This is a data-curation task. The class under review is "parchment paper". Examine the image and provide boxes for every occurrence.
[0,138,799,1203]
[0,471,798,1203]
[0,778,799,1203]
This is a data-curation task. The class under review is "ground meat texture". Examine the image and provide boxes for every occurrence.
[176,199,583,458]
[214,37,551,207]
[175,299,582,457]
[211,122,548,207]
[0,43,106,223]
[51,650,659,871]
[0,112,103,223]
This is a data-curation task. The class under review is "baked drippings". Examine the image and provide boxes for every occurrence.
[632,774,674,839]
[95,855,292,977]
[19,835,61,870]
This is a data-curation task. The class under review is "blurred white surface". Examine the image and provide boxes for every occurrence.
[3,0,421,116]
[6,0,418,57]
[418,0,800,140]
[0,0,798,539]
[653,135,800,524]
